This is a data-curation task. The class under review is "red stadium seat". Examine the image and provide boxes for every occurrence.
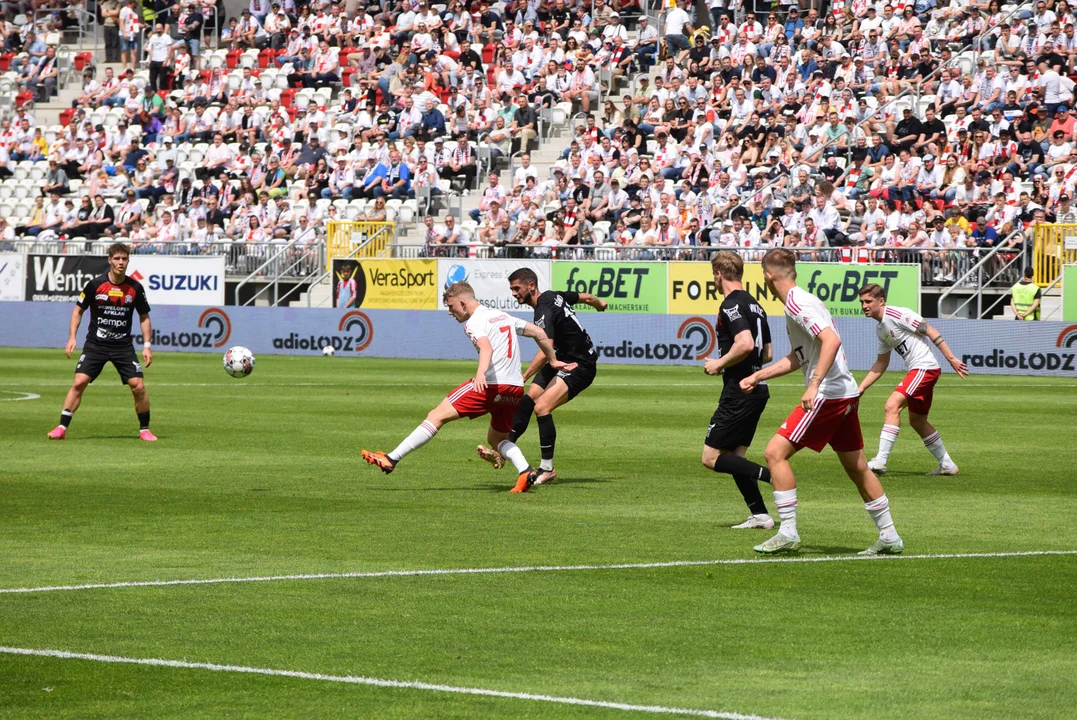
[226,49,242,69]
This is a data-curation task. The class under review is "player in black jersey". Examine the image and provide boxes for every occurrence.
[47,243,156,442]
[476,267,606,486]
[701,251,775,529]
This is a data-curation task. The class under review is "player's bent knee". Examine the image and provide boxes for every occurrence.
[764,437,793,467]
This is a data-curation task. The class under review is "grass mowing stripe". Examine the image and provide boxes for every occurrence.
[0,381,1072,388]
[0,646,789,720]
[3,550,1074,595]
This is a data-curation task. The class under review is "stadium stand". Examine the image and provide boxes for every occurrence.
[0,0,1057,298]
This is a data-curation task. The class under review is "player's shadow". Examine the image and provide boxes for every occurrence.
[543,476,608,485]
[69,435,160,441]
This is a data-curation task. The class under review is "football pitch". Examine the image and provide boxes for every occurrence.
[1,348,1076,720]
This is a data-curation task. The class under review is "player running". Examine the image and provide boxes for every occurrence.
[475,267,606,485]
[701,251,776,529]
[361,281,576,493]
[47,243,156,442]
[857,283,969,476]
[740,249,903,556]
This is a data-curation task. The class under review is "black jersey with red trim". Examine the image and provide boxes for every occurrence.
[716,289,770,398]
[76,273,151,347]
[533,290,598,366]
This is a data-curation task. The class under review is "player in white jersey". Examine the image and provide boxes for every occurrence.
[740,250,903,556]
[856,283,969,476]
[362,282,576,492]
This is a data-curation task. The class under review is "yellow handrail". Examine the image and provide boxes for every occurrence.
[326,221,396,269]
[1033,224,1077,287]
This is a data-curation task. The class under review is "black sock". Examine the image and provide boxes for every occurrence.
[536,413,556,462]
[732,474,769,516]
[713,454,771,484]
[507,395,536,443]
[59,409,73,428]
[137,411,150,430]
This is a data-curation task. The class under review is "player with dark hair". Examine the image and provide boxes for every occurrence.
[701,251,775,529]
[740,249,903,556]
[47,242,156,441]
[475,267,606,488]
[857,283,969,476]
[362,282,576,493]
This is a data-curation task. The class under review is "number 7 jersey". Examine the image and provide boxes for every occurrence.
[464,304,529,387]
[876,305,940,371]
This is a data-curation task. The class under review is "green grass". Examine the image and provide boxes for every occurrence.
[1,348,1076,719]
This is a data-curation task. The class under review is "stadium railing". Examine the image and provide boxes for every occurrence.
[939,229,1029,319]
[1033,224,1077,287]
[326,221,396,269]
[234,238,325,305]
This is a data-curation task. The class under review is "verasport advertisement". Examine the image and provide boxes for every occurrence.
[436,259,551,312]
[0,253,24,301]
[125,255,226,306]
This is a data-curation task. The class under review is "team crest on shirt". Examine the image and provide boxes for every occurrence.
[536,317,546,329]
[723,306,742,321]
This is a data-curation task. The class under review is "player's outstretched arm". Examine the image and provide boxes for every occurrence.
[65,306,85,358]
[139,312,153,367]
[921,323,968,378]
[704,329,754,376]
[858,352,891,396]
[577,293,608,312]
[740,351,801,394]
[522,322,577,372]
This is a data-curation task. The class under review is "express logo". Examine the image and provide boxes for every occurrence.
[339,311,374,352]
[1056,325,1077,348]
[198,308,232,348]
[677,316,716,360]
[445,264,469,288]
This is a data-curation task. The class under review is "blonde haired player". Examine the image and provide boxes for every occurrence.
[857,283,969,476]
[740,249,903,556]
[362,282,576,493]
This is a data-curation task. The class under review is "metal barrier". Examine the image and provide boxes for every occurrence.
[1033,224,1077,287]
[234,239,326,305]
[325,221,396,268]
[938,230,1027,319]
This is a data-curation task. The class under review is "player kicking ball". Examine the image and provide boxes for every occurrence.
[361,281,576,493]
[701,251,776,530]
[47,243,156,442]
[857,283,969,476]
[475,268,606,486]
[740,250,903,556]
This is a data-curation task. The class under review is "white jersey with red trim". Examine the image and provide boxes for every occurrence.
[784,286,859,400]
[876,304,940,371]
[463,305,528,387]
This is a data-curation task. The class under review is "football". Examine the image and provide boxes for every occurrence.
[223,346,256,378]
[322,345,335,356]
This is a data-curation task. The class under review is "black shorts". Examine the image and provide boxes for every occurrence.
[705,393,769,451]
[75,342,144,385]
[533,361,596,400]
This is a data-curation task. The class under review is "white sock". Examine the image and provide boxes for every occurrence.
[539,458,554,471]
[497,439,530,473]
[388,421,438,462]
[773,489,798,539]
[865,494,900,542]
[922,430,953,466]
[877,424,900,461]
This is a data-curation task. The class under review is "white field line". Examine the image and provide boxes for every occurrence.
[1,551,1073,596]
[0,391,39,401]
[0,381,1072,389]
[0,646,788,720]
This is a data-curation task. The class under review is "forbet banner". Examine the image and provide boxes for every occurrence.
[25,254,109,302]
[668,262,920,317]
[437,258,551,312]
[126,255,225,306]
[552,262,668,313]
[0,253,24,301]
[331,259,437,309]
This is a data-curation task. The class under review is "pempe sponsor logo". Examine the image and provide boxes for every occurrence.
[595,316,715,362]
[272,311,374,353]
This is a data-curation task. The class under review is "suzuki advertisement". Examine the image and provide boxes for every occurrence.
[23,254,224,305]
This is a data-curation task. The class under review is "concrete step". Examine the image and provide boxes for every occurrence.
[290,277,332,308]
